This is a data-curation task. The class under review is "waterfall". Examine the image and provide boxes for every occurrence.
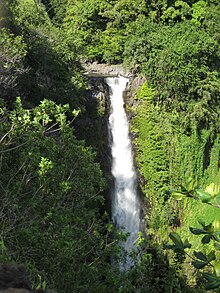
[106,76,140,270]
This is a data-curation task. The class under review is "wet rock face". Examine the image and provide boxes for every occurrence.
[0,264,55,293]
[75,76,111,165]
[124,75,146,107]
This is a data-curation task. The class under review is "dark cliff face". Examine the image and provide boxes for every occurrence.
[74,77,111,170]
[124,76,146,108]
[74,76,113,211]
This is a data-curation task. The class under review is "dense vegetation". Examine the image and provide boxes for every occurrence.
[0,1,116,292]
[0,0,220,292]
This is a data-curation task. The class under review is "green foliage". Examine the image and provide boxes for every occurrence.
[63,0,109,61]
[166,232,192,253]
[51,0,220,67]
[2,0,220,291]
[5,0,86,109]
[131,82,169,195]
[11,0,51,27]
[0,29,27,101]
[128,9,220,284]
[100,27,126,63]
[41,0,68,25]
[124,20,220,110]
[161,1,192,23]
[203,3,220,44]
[167,206,220,290]
[171,179,220,208]
[0,98,120,292]
[191,0,207,25]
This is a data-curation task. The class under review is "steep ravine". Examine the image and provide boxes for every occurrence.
[75,69,146,210]
[75,70,146,258]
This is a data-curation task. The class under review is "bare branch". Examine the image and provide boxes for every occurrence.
[0,124,14,144]
[0,141,29,153]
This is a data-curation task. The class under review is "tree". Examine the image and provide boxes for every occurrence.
[0,98,118,292]
[0,29,28,103]
[124,20,220,111]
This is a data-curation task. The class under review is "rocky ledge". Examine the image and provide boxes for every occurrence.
[83,63,131,77]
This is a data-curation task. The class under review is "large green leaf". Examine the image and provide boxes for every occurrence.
[169,232,183,247]
[202,234,212,244]
[207,251,216,262]
[214,243,220,250]
[183,178,198,193]
[190,227,208,235]
[195,189,212,203]
[213,220,220,231]
[192,260,208,269]
[205,183,220,197]
[194,251,207,261]
[172,192,186,200]
[215,263,220,277]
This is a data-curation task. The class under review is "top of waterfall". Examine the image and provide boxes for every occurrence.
[83,63,132,78]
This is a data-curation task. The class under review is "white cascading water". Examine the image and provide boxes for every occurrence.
[106,76,140,270]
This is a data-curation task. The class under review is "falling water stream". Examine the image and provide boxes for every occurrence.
[106,76,140,270]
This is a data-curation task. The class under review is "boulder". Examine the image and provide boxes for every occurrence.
[0,264,55,293]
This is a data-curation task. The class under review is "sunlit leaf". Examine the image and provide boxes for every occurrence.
[195,189,212,203]
[215,263,220,277]
[205,183,220,197]
[184,178,198,192]
[213,220,220,231]
[172,192,185,200]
